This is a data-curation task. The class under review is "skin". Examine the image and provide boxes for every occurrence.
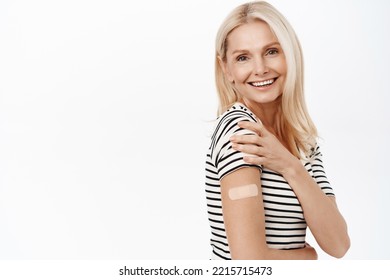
[218,20,350,259]
[219,20,286,131]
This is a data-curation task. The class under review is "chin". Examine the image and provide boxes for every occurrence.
[249,94,281,105]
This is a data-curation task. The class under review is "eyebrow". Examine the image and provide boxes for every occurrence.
[231,42,281,55]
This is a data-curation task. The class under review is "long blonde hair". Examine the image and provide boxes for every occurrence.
[215,1,317,158]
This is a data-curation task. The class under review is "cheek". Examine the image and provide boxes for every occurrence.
[275,58,287,75]
[229,64,252,82]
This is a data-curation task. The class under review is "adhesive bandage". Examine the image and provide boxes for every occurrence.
[228,184,259,200]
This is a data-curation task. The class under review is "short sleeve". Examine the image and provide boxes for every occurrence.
[209,105,263,180]
[308,145,335,197]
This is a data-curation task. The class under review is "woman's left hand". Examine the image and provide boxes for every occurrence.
[229,120,299,176]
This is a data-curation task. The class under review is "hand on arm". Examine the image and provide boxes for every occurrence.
[221,167,317,260]
[229,121,350,258]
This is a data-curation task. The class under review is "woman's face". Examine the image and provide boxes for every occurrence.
[221,20,287,106]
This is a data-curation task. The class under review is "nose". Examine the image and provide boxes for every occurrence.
[254,56,269,75]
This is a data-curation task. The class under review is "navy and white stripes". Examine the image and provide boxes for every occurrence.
[205,103,334,260]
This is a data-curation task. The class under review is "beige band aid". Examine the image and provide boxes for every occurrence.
[228,184,259,200]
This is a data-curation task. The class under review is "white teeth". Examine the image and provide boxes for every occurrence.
[251,79,275,87]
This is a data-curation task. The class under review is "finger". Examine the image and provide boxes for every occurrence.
[242,155,264,165]
[253,117,271,136]
[237,120,269,136]
[230,134,264,146]
[231,142,265,156]
[237,120,263,135]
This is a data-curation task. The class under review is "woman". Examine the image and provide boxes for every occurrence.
[205,1,350,260]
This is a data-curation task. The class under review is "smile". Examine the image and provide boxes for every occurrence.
[249,78,276,87]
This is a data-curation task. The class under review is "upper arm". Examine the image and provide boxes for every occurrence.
[210,107,267,259]
[220,167,269,259]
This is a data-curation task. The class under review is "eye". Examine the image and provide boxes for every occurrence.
[265,48,279,56]
[236,55,249,62]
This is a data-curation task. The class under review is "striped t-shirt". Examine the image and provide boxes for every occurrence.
[205,103,335,260]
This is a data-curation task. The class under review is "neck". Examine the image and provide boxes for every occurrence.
[239,96,282,133]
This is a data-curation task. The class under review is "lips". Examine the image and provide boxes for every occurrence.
[248,78,277,87]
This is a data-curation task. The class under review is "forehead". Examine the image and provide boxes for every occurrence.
[226,20,278,53]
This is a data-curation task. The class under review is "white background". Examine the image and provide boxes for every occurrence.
[0,0,389,260]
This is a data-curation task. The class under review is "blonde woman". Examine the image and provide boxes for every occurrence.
[205,1,350,260]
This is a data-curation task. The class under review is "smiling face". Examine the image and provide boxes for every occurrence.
[220,20,287,107]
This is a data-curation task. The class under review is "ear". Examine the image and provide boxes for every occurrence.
[218,56,234,83]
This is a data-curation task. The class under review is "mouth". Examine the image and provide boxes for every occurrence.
[248,78,277,88]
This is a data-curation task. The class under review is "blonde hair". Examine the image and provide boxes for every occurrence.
[215,1,317,158]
